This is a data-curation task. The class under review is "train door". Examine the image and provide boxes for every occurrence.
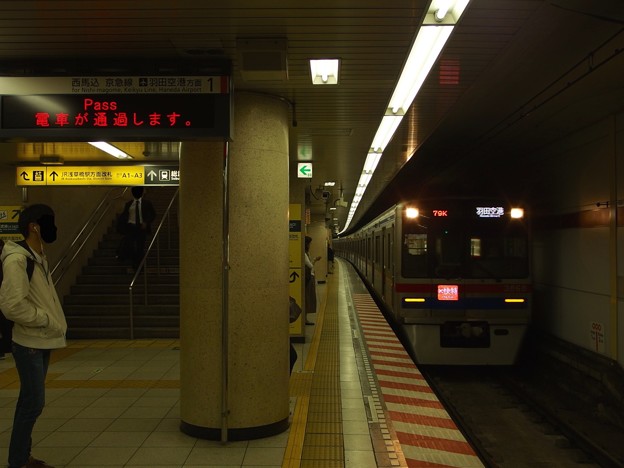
[366,235,371,279]
[381,227,386,299]
[387,227,393,310]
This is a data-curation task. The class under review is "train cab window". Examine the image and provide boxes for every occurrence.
[468,229,528,279]
[402,232,428,277]
[432,229,463,278]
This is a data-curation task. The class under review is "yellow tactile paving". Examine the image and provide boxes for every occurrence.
[283,265,344,468]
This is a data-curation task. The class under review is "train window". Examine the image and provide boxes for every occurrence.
[468,224,528,278]
[433,230,463,278]
[402,232,428,277]
[402,212,529,279]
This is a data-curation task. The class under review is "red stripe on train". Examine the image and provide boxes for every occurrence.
[395,283,531,293]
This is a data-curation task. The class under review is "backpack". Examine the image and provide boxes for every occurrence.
[0,239,35,352]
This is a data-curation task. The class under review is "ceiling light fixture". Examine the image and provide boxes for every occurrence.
[39,155,64,165]
[340,0,469,234]
[88,141,133,159]
[310,59,340,85]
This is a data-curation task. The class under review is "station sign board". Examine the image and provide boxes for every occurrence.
[16,165,179,186]
[0,75,231,141]
[0,205,23,241]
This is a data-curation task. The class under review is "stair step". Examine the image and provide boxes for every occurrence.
[88,257,180,267]
[71,284,179,295]
[64,304,179,316]
[67,327,179,339]
[81,265,180,275]
[64,294,179,305]
[66,316,179,328]
[64,186,181,339]
[76,275,178,285]
[94,248,179,258]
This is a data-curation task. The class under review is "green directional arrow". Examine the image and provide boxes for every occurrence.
[299,165,311,177]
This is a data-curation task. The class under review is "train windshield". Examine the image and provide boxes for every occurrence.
[401,207,529,279]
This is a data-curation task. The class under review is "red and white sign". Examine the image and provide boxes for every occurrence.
[437,284,459,301]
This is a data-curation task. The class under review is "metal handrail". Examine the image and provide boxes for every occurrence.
[52,187,128,286]
[128,187,179,339]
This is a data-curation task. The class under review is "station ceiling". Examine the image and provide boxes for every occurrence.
[0,0,622,234]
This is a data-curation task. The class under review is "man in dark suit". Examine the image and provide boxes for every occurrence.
[119,187,156,271]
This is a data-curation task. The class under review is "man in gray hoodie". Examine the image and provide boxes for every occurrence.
[0,204,66,468]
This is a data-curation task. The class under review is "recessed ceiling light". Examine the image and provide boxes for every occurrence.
[309,59,340,85]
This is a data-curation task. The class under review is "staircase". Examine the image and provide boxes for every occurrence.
[64,187,180,339]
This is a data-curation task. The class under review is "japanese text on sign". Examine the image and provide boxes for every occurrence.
[438,284,459,301]
[16,165,180,186]
[476,207,504,218]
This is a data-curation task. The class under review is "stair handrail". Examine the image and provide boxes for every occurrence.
[52,187,128,286]
[128,187,179,339]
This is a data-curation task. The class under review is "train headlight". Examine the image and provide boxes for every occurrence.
[405,207,419,219]
[510,208,524,219]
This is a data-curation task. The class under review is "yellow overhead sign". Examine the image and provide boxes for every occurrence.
[16,165,180,186]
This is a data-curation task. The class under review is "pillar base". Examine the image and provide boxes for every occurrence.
[180,417,289,441]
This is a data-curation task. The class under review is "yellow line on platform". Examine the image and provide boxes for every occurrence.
[282,266,333,468]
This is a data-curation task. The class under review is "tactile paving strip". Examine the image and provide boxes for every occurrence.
[301,280,345,467]
[352,293,485,468]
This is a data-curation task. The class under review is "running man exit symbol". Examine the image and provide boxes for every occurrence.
[297,163,312,178]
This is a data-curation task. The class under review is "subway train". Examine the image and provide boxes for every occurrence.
[334,198,531,365]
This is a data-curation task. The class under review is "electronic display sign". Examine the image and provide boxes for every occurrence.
[0,74,231,141]
[0,93,230,141]
[437,284,459,301]
[476,207,505,218]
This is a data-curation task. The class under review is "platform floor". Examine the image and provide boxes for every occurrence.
[0,260,481,467]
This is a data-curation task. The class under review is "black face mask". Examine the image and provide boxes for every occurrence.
[37,214,57,243]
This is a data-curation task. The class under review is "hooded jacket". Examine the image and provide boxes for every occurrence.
[0,240,67,349]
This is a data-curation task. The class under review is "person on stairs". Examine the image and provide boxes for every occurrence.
[119,186,156,272]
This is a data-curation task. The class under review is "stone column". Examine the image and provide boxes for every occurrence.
[180,92,290,440]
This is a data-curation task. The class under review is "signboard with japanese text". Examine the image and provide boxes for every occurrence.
[0,76,228,95]
[16,165,179,186]
[0,75,231,141]
[0,206,23,241]
[289,204,304,338]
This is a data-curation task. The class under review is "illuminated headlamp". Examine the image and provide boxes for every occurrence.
[405,207,419,219]
[510,208,524,219]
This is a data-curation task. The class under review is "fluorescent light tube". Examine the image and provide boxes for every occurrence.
[389,26,453,114]
[89,142,132,159]
[363,152,382,173]
[371,116,403,152]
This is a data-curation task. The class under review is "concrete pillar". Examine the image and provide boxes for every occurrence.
[180,92,290,440]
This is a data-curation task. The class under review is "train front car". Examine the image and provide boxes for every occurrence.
[396,199,531,365]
